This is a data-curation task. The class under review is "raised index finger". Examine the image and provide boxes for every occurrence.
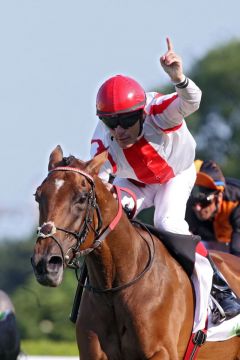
[166,37,173,52]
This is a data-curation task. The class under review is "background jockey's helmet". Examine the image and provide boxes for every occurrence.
[194,159,226,192]
[96,75,146,117]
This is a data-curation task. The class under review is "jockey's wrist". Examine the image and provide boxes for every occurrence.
[174,76,189,89]
[171,74,185,84]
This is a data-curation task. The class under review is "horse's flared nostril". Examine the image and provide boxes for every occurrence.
[48,256,63,272]
[31,254,64,286]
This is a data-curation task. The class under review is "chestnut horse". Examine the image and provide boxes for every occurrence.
[31,145,240,360]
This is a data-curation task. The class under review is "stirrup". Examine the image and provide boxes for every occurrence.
[212,283,230,292]
[210,294,226,324]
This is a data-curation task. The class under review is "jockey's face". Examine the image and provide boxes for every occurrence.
[192,192,222,221]
[110,120,141,148]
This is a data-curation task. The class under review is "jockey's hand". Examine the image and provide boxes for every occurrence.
[160,37,185,83]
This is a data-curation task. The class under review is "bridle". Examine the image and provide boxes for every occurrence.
[36,166,155,293]
[36,166,124,269]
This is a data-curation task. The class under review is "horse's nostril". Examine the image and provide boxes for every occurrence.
[35,259,47,275]
[48,256,63,272]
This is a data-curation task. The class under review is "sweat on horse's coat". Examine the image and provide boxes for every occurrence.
[31,145,240,360]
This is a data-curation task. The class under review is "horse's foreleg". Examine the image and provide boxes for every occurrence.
[77,330,108,360]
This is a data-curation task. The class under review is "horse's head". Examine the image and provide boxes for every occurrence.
[31,145,109,287]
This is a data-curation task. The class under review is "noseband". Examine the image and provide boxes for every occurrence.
[37,166,123,269]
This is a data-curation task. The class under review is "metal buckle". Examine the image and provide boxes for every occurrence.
[193,330,207,346]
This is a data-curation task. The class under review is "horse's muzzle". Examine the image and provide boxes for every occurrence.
[31,254,64,287]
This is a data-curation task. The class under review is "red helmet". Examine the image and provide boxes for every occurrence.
[96,75,146,117]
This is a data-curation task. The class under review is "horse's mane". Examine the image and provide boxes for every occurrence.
[62,155,76,166]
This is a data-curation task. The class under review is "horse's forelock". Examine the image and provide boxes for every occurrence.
[62,155,76,166]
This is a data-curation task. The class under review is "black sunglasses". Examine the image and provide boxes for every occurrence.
[192,193,217,208]
[99,111,142,130]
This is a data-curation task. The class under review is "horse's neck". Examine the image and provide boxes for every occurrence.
[87,181,149,289]
[87,225,148,290]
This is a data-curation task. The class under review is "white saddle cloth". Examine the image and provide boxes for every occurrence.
[192,253,240,341]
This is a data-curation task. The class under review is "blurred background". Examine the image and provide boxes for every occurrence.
[1,0,240,356]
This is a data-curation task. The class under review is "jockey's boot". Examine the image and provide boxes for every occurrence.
[208,255,240,324]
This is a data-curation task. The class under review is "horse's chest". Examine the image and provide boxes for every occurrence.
[107,306,147,358]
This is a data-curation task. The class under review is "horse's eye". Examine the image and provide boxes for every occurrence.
[75,194,87,205]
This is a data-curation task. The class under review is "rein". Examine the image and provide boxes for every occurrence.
[37,166,155,292]
[82,221,155,294]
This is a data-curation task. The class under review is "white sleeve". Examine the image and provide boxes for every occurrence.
[90,122,115,183]
[145,79,202,130]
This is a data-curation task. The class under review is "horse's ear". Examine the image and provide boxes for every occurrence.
[86,151,108,176]
[48,145,64,171]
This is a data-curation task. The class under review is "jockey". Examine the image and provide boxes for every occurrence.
[186,159,240,256]
[90,37,240,324]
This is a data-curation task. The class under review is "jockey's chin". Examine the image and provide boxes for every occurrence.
[116,138,136,148]
[193,207,215,221]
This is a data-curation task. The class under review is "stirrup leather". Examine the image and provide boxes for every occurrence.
[210,294,226,324]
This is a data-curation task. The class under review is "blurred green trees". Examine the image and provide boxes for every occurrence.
[13,271,76,341]
[0,235,77,341]
[186,40,240,177]
[0,236,33,293]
